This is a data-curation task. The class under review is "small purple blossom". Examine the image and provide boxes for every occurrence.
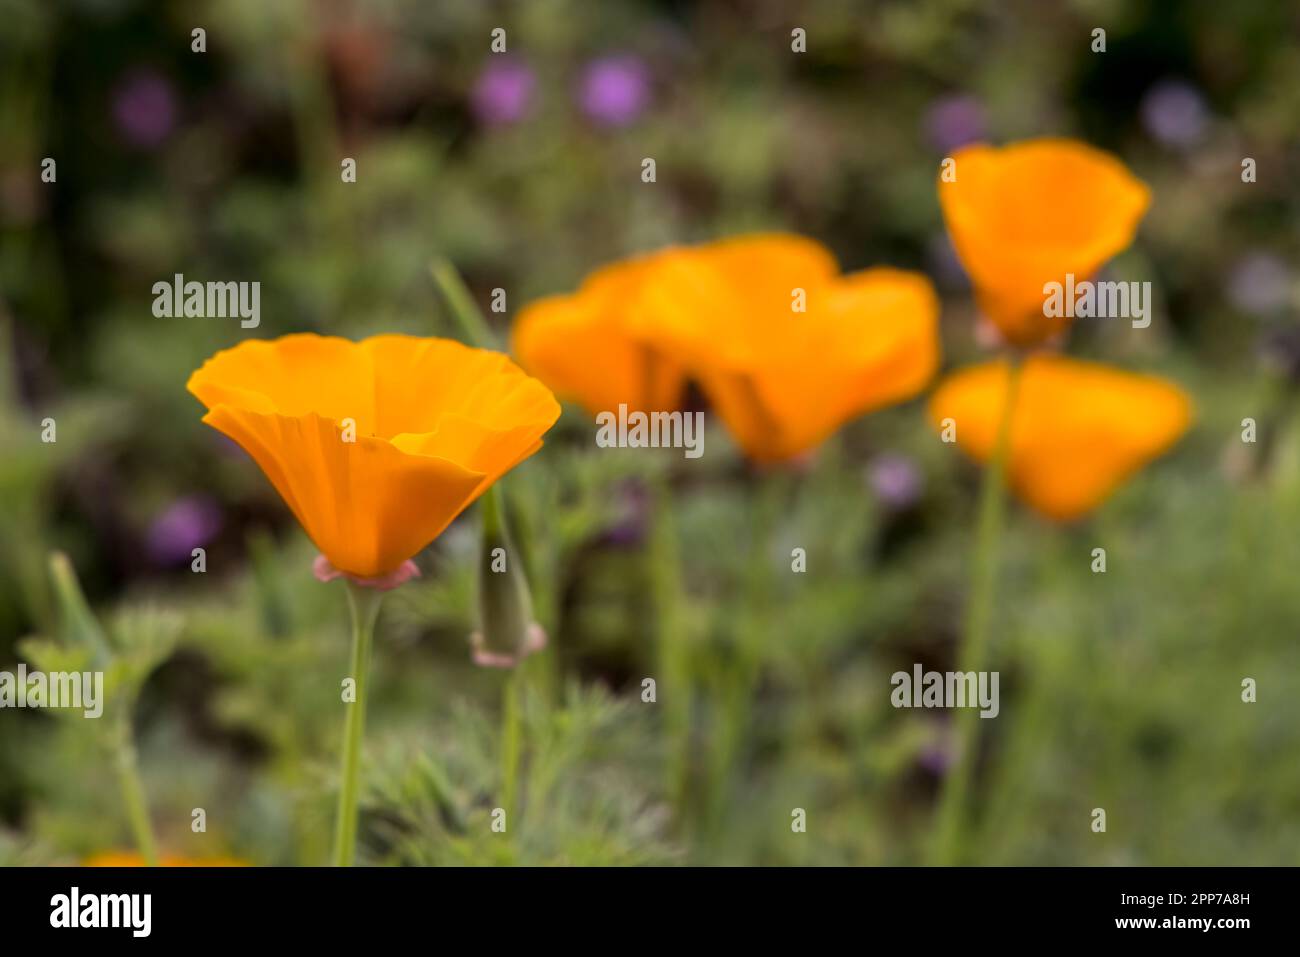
[1257,325,1300,382]
[1140,80,1209,149]
[578,55,651,127]
[601,481,650,548]
[918,736,953,776]
[868,454,924,511]
[147,496,222,566]
[923,94,986,154]
[472,58,535,126]
[112,70,177,149]
[1227,252,1291,317]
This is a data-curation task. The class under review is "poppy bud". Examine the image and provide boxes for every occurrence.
[471,485,546,668]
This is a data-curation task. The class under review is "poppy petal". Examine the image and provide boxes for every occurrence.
[929,356,1192,520]
[648,257,940,462]
[939,139,1151,345]
[203,406,488,577]
[512,256,686,416]
[188,334,558,578]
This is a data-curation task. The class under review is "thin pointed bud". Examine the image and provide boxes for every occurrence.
[472,484,546,668]
[48,552,113,666]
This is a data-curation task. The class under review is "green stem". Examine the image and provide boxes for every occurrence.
[1247,374,1296,481]
[430,259,497,349]
[332,583,382,867]
[113,717,158,867]
[649,473,691,811]
[49,552,111,666]
[500,668,522,820]
[48,552,154,861]
[930,356,1023,866]
[704,470,785,836]
[284,0,350,262]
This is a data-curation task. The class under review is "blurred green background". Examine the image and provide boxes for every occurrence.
[1,0,1298,865]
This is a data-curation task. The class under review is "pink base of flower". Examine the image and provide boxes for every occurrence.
[470,623,548,668]
[313,554,421,591]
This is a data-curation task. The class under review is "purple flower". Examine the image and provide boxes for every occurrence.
[112,70,177,149]
[147,496,222,566]
[1258,326,1300,382]
[471,58,535,127]
[578,55,651,127]
[1140,80,1208,149]
[868,454,924,511]
[1227,252,1291,317]
[923,94,985,154]
[601,481,650,548]
[918,732,953,776]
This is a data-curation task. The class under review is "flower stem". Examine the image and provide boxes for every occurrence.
[931,355,1023,866]
[430,258,497,349]
[283,0,350,280]
[649,473,691,811]
[500,667,523,819]
[704,470,785,836]
[113,717,158,867]
[332,582,383,867]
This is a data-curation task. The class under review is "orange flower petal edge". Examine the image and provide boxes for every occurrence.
[188,334,560,578]
[928,355,1193,521]
[514,233,941,464]
[939,138,1151,346]
[636,236,941,463]
[512,252,687,417]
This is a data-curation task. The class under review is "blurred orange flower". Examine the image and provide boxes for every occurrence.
[637,234,941,463]
[939,138,1151,346]
[512,253,687,416]
[928,355,1192,521]
[188,334,559,578]
[83,851,246,867]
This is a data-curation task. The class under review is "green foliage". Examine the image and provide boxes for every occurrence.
[366,683,677,866]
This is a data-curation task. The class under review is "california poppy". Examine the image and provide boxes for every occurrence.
[939,138,1151,346]
[636,234,941,463]
[187,334,560,579]
[512,253,687,416]
[928,355,1192,521]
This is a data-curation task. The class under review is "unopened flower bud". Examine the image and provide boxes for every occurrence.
[472,485,546,668]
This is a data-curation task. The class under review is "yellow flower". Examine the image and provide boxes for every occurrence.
[939,138,1151,346]
[512,253,687,417]
[928,355,1192,521]
[83,851,246,866]
[636,233,941,463]
[188,334,559,578]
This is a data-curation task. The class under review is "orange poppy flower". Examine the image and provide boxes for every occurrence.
[187,334,560,578]
[512,253,687,417]
[83,851,246,866]
[635,233,941,463]
[939,138,1151,346]
[928,355,1192,521]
